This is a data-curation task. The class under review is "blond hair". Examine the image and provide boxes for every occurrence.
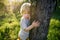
[20,3,31,15]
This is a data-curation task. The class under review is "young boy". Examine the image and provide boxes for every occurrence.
[18,3,40,40]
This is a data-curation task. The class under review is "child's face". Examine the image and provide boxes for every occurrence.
[24,14,30,19]
[23,9,30,19]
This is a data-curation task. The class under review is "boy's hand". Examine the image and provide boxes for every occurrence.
[24,20,40,32]
[32,21,40,28]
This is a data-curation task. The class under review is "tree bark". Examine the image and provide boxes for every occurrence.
[29,0,56,40]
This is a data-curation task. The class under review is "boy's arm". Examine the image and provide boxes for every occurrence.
[24,24,34,32]
[24,21,40,32]
[20,18,34,32]
[20,18,40,32]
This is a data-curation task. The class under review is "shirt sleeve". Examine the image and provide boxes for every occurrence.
[20,18,27,30]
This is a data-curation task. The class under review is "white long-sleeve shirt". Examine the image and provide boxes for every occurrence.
[18,17,30,40]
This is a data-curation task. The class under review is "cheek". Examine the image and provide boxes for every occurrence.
[27,15,29,18]
[24,14,28,18]
[25,14,30,18]
[28,15,30,17]
[26,15,30,18]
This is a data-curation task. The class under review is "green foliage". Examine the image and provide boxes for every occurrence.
[0,2,5,10]
[47,19,60,40]
[47,2,60,40]
[0,13,20,40]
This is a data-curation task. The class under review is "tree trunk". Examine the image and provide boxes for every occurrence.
[29,0,56,40]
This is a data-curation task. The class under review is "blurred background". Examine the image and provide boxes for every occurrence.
[0,0,60,40]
